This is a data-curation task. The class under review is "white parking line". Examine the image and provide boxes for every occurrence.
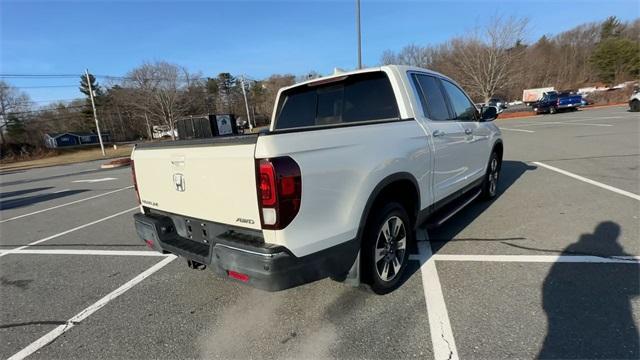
[524,121,613,127]
[0,249,167,257]
[0,186,133,223]
[0,207,139,258]
[533,161,640,201]
[416,236,459,360]
[72,177,117,183]
[563,116,623,122]
[432,254,640,263]
[8,254,177,360]
[499,127,535,133]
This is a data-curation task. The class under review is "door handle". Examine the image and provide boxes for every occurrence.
[464,128,473,135]
[432,130,445,137]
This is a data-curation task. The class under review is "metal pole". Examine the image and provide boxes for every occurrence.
[356,0,362,69]
[85,69,105,156]
[240,76,253,131]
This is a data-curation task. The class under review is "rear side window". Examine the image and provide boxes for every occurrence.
[274,72,399,130]
[412,74,450,121]
[441,80,478,121]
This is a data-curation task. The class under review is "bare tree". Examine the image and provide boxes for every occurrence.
[124,61,199,139]
[440,17,528,102]
[381,44,435,68]
[0,81,32,144]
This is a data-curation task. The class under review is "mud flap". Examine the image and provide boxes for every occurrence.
[343,251,361,287]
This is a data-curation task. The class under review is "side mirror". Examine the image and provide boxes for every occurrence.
[481,106,498,121]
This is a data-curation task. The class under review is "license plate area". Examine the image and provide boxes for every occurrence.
[180,218,212,245]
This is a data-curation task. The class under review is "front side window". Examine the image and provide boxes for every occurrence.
[442,80,478,121]
[412,74,450,121]
[274,72,399,130]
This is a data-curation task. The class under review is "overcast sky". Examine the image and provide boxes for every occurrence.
[2,0,638,104]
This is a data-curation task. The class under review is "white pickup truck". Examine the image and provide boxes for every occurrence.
[131,65,503,294]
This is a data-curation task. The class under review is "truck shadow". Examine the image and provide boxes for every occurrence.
[428,160,536,253]
[397,160,536,288]
[0,189,89,210]
[0,187,54,199]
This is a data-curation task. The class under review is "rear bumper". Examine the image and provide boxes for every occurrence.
[133,212,358,291]
[557,103,580,108]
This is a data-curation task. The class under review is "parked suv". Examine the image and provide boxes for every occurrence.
[131,66,503,294]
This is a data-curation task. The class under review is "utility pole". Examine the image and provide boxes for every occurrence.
[85,69,105,156]
[240,76,253,131]
[356,0,362,69]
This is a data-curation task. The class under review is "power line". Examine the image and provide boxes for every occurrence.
[1,73,207,81]
[0,74,80,78]
[7,105,90,115]
[17,85,80,89]
[26,98,83,104]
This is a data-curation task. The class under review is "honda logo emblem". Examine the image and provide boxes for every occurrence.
[173,173,185,192]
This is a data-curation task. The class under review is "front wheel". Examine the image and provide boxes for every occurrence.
[630,100,640,112]
[363,202,413,295]
[481,152,501,200]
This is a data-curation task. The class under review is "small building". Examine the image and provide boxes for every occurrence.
[44,132,111,149]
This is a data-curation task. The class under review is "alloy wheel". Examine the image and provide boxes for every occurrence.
[374,216,407,282]
[489,157,499,196]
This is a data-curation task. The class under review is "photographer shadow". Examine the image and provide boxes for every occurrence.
[538,221,639,359]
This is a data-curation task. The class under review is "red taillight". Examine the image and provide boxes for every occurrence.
[557,99,560,105]
[131,159,140,204]
[259,161,277,207]
[228,270,249,282]
[256,157,301,230]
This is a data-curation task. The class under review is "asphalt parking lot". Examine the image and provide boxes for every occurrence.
[1,105,638,360]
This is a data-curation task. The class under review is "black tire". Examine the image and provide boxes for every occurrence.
[362,202,413,295]
[630,100,640,112]
[480,151,501,200]
[549,106,557,114]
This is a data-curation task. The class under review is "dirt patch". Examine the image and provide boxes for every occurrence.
[498,111,536,119]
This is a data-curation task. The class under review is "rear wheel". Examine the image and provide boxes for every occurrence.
[363,202,412,295]
[549,106,557,114]
[481,151,501,200]
[630,100,640,112]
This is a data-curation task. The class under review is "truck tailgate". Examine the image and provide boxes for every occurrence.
[132,137,261,230]
[559,95,582,106]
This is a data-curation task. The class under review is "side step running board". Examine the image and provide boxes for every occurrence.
[426,189,481,229]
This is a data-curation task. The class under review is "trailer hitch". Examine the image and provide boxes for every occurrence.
[186,259,207,270]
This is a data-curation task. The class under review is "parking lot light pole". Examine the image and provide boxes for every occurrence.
[85,69,106,156]
[356,0,362,69]
[240,76,253,131]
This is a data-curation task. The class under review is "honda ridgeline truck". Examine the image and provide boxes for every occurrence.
[131,65,503,294]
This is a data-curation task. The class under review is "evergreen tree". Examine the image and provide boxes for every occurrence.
[215,73,236,113]
[600,16,623,40]
[6,114,26,142]
[590,17,639,84]
[79,73,104,129]
[590,38,640,84]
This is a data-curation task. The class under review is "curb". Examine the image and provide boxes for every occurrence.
[100,158,131,169]
[496,103,628,121]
